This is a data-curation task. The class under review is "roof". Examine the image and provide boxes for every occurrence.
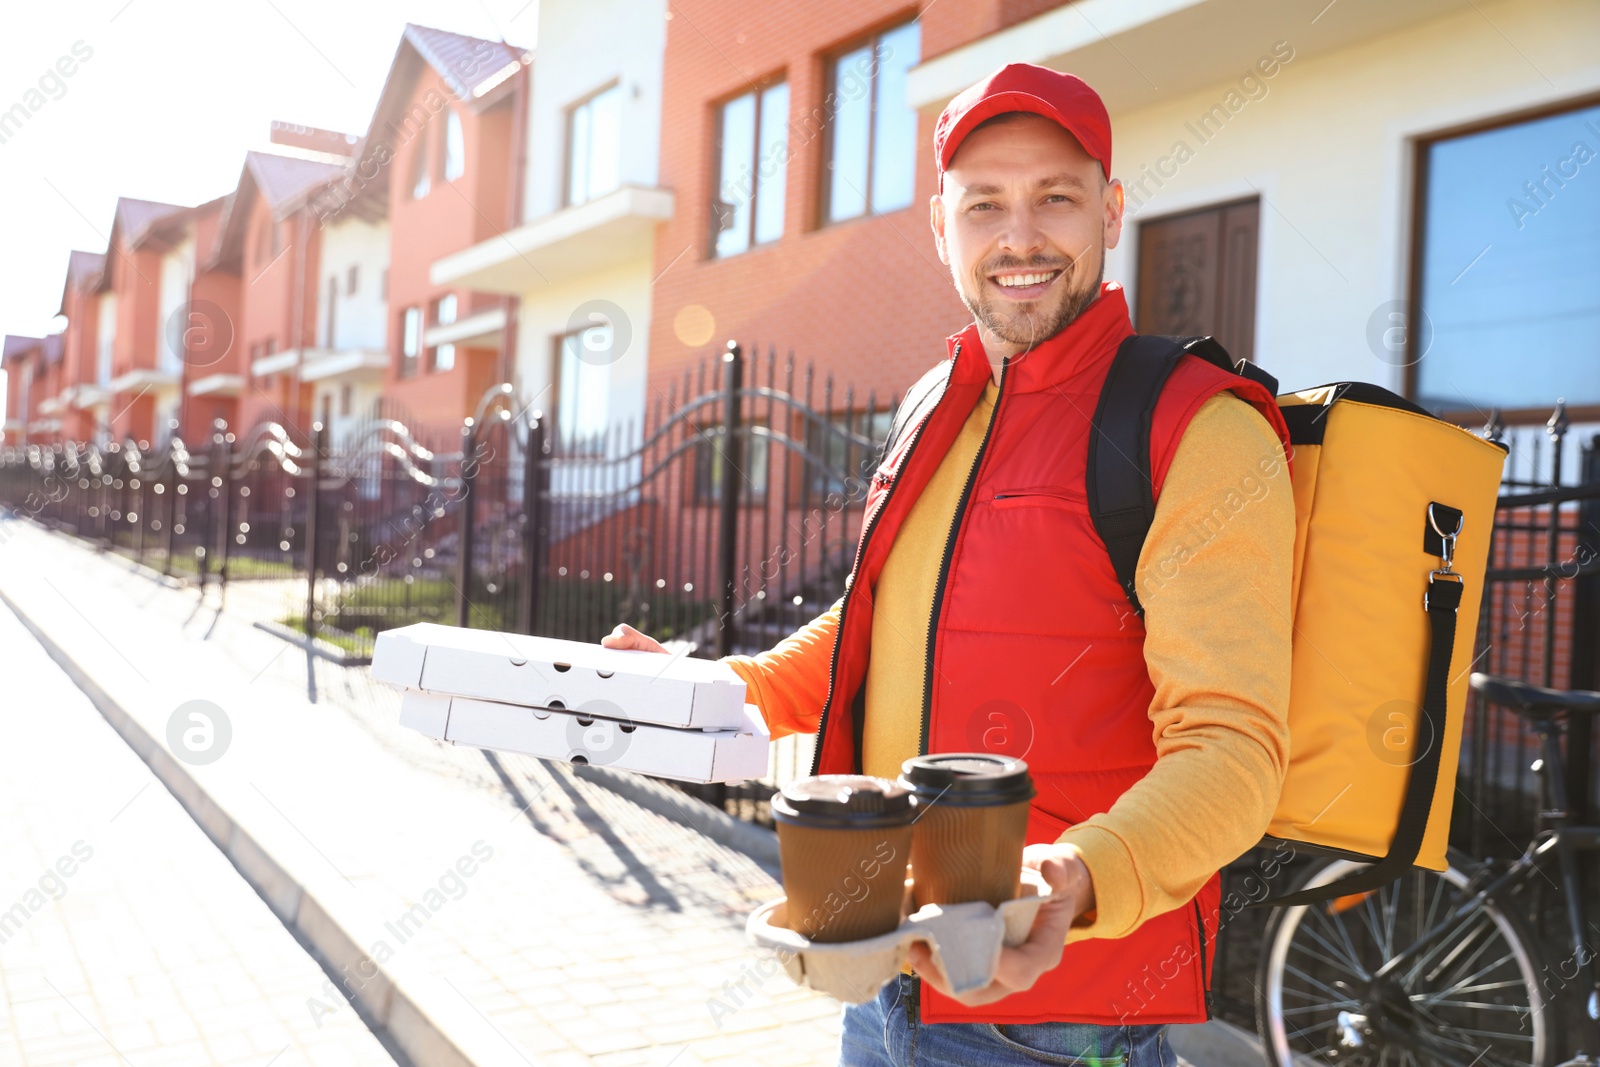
[116,197,188,249]
[208,151,349,271]
[403,23,526,102]
[2,335,42,364]
[336,24,529,223]
[56,250,106,316]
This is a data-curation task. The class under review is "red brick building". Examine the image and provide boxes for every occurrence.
[210,151,346,435]
[178,197,245,439]
[96,198,189,445]
[647,2,1059,410]
[336,24,530,435]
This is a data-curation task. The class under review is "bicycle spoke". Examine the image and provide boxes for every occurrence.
[1285,962,1357,1004]
[1281,1000,1363,1017]
[1309,902,1374,980]
[1420,949,1524,1007]
[1287,936,1369,978]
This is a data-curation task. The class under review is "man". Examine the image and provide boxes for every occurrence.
[606,63,1294,1066]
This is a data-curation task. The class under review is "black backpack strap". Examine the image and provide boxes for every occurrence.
[1088,334,1276,617]
[877,361,951,467]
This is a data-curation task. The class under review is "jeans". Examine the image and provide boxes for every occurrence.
[838,975,1177,1067]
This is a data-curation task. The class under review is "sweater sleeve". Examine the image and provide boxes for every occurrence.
[721,600,842,740]
[1057,393,1294,942]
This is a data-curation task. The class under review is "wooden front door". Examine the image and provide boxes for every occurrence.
[1135,198,1260,363]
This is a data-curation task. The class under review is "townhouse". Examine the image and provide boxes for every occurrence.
[330,24,529,439]
[432,0,661,456]
[211,144,351,437]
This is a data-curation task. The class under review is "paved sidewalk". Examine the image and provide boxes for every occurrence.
[0,519,841,1066]
[0,598,396,1066]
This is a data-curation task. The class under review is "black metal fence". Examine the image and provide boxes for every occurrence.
[3,359,1596,1033]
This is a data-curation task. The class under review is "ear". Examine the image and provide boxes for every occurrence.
[930,193,949,265]
[1102,177,1126,252]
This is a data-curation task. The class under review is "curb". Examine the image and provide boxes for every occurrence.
[0,587,473,1067]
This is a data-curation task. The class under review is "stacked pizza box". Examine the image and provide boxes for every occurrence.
[371,622,769,783]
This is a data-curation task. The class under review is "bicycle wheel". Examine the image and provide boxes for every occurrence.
[1256,851,1550,1067]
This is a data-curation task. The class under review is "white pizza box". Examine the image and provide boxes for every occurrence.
[371,622,748,730]
[398,691,771,784]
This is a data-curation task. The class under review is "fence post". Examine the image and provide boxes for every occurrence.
[216,428,233,606]
[162,449,177,578]
[303,422,325,647]
[1569,435,1598,823]
[716,341,744,659]
[456,419,478,629]
[518,415,547,635]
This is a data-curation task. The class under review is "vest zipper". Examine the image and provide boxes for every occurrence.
[919,355,1009,756]
[807,346,956,776]
[1193,898,1213,1016]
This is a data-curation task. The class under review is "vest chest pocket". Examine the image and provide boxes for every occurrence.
[988,485,1087,511]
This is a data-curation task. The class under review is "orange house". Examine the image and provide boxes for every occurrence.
[329,24,529,436]
[209,150,347,438]
[2,335,43,443]
[648,0,1070,409]
[177,197,245,439]
[95,198,189,446]
[54,250,107,443]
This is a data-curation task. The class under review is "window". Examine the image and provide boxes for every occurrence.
[806,409,892,496]
[320,392,332,427]
[255,218,271,265]
[431,293,457,372]
[442,110,465,182]
[346,265,359,295]
[565,83,622,207]
[824,21,921,224]
[380,269,388,300]
[410,130,432,200]
[324,276,338,347]
[713,81,789,256]
[1412,99,1600,415]
[555,324,614,454]
[695,419,770,504]
[270,218,282,257]
[400,307,421,378]
[339,383,352,417]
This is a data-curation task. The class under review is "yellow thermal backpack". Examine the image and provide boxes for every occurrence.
[1089,335,1507,904]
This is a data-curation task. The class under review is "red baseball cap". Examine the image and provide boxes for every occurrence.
[934,63,1112,186]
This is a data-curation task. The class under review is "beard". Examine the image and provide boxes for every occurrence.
[957,247,1106,352]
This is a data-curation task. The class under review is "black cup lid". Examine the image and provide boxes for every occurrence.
[896,753,1035,807]
[771,775,915,828]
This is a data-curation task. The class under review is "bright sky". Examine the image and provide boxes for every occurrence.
[0,0,537,415]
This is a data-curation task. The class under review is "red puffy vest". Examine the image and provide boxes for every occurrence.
[812,284,1289,1025]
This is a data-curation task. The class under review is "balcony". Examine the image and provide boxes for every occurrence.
[906,0,1474,113]
[106,368,181,395]
[249,348,388,382]
[430,185,675,294]
[188,374,246,398]
[424,307,506,349]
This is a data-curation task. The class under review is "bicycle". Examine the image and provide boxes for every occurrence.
[1255,672,1600,1067]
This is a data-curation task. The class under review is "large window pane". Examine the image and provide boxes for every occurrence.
[559,327,611,454]
[443,110,465,182]
[755,83,789,244]
[1417,102,1600,412]
[870,22,920,213]
[568,84,623,207]
[828,44,873,222]
[715,91,757,257]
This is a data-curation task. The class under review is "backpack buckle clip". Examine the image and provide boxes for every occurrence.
[1428,503,1463,574]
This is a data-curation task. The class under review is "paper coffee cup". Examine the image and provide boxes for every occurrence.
[771,776,916,943]
[898,753,1035,909]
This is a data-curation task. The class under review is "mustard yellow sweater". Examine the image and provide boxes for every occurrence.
[725,389,1293,941]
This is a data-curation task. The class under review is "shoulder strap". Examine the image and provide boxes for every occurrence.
[1087,334,1278,617]
[878,361,951,467]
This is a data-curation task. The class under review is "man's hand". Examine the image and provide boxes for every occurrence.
[905,843,1095,1006]
[600,623,668,654]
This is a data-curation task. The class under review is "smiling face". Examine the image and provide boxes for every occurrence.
[931,113,1125,367]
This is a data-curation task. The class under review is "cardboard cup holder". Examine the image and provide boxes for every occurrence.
[745,867,1057,1004]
